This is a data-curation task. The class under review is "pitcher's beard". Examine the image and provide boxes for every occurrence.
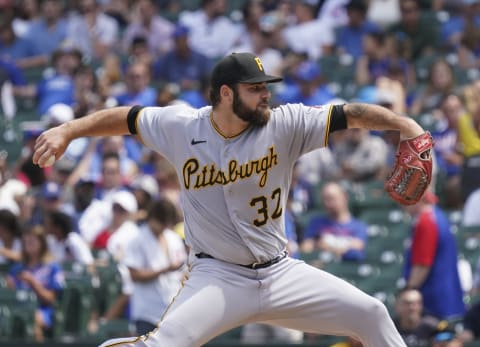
[232,90,270,126]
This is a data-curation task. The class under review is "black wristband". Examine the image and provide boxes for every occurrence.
[329,104,348,134]
[127,105,144,135]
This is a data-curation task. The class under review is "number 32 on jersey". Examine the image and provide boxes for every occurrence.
[249,187,283,227]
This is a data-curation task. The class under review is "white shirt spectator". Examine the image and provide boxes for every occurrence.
[123,226,186,325]
[47,232,94,266]
[0,179,27,215]
[295,147,339,186]
[282,18,334,60]
[66,11,119,60]
[106,220,140,263]
[367,0,401,28]
[317,0,349,29]
[78,199,112,245]
[122,15,174,57]
[462,188,480,227]
[179,10,241,59]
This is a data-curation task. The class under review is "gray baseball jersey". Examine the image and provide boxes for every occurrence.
[136,103,331,265]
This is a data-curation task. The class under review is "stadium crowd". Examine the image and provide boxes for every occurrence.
[0,0,480,346]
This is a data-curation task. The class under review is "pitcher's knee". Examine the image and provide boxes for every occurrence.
[146,320,194,347]
[362,297,390,325]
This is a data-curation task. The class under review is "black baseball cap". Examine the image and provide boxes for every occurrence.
[211,52,283,89]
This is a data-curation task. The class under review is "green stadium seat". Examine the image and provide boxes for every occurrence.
[0,287,37,340]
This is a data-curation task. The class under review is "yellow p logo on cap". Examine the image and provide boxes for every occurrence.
[254,57,264,71]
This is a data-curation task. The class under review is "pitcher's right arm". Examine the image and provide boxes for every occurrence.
[33,106,141,167]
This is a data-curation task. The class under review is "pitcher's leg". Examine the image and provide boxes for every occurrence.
[100,259,260,347]
[261,260,406,347]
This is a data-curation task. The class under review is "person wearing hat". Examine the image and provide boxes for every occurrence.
[403,189,466,320]
[276,60,334,105]
[34,52,429,347]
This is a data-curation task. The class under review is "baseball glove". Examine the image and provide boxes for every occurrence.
[384,132,434,205]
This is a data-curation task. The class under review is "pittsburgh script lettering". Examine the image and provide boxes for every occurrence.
[183,146,278,189]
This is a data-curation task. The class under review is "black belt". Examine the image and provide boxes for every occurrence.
[195,251,287,269]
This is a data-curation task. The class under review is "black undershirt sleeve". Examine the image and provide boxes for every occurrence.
[328,104,348,134]
[127,105,144,135]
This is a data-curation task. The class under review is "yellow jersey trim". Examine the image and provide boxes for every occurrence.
[209,111,250,139]
[102,337,141,347]
[324,104,333,147]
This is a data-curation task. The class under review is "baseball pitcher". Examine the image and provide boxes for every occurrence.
[32,52,432,347]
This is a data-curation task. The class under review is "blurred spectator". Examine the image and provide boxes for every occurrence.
[23,0,68,66]
[388,0,440,61]
[6,225,64,342]
[153,24,212,92]
[335,0,380,60]
[66,0,119,61]
[457,81,480,201]
[367,0,401,28]
[300,182,368,261]
[114,62,156,107]
[154,157,182,216]
[70,175,97,232]
[12,0,40,38]
[288,163,314,217]
[91,190,139,260]
[178,0,241,59]
[457,1,480,69]
[462,187,480,226]
[440,0,480,56]
[231,16,284,78]
[88,139,138,187]
[276,60,334,105]
[410,58,456,117]
[0,15,38,68]
[0,150,28,215]
[0,57,27,86]
[73,64,103,118]
[295,145,339,187]
[234,0,265,49]
[430,94,464,208]
[403,190,465,320]
[318,0,349,30]
[355,31,412,88]
[123,198,186,335]
[122,0,174,58]
[14,46,82,114]
[44,210,94,267]
[331,128,388,182]
[460,299,480,342]
[92,190,139,323]
[130,174,159,225]
[124,35,154,71]
[393,287,442,347]
[30,181,73,225]
[282,0,334,60]
[0,209,21,264]
[102,0,130,30]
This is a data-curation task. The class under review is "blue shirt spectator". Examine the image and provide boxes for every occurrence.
[26,18,68,57]
[0,59,26,86]
[335,0,380,59]
[153,25,212,90]
[276,61,334,106]
[304,217,368,261]
[300,182,368,261]
[404,194,465,320]
[36,74,75,114]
